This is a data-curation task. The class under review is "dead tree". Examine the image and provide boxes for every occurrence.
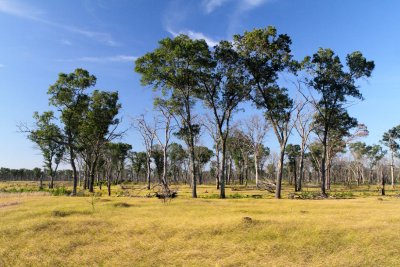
[133,114,158,190]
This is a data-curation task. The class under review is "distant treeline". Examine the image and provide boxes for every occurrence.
[0,167,72,182]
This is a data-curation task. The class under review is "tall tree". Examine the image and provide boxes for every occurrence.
[349,142,368,185]
[235,26,297,198]
[127,151,147,183]
[154,101,176,194]
[135,35,211,198]
[78,90,121,192]
[243,115,269,187]
[47,68,94,195]
[28,111,64,189]
[197,40,249,198]
[305,48,374,196]
[365,144,386,184]
[381,126,400,188]
[202,114,222,189]
[285,144,301,191]
[133,114,158,190]
[294,102,315,191]
[195,146,214,185]
[168,143,186,183]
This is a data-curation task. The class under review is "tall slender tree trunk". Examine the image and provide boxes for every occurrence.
[275,147,285,199]
[320,130,328,197]
[89,159,97,193]
[294,161,298,192]
[220,138,226,199]
[298,148,305,191]
[216,143,220,189]
[390,151,395,188]
[381,167,386,196]
[146,157,151,190]
[162,144,169,190]
[189,143,197,198]
[70,148,78,196]
[254,153,259,187]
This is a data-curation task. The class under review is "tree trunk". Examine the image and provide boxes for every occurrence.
[89,162,96,193]
[220,138,226,199]
[39,173,43,190]
[107,177,111,196]
[275,147,285,199]
[294,161,298,192]
[70,148,78,196]
[146,157,151,190]
[320,130,328,197]
[254,153,259,187]
[298,148,304,191]
[391,151,395,188]
[381,168,385,196]
[215,142,220,189]
[49,169,54,189]
[189,137,197,198]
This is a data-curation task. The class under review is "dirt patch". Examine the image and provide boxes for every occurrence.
[113,202,132,208]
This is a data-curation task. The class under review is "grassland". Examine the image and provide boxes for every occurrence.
[1,182,400,266]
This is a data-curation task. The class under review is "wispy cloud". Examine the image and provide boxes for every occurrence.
[202,0,270,13]
[202,0,230,13]
[166,27,219,47]
[60,39,72,46]
[58,55,137,63]
[0,0,119,46]
[0,0,43,19]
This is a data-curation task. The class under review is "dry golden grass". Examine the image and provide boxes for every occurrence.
[1,183,400,266]
[0,186,400,266]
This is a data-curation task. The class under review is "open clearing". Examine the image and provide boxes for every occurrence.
[1,184,400,266]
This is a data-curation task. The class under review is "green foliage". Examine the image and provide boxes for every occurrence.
[381,125,400,155]
[50,186,71,196]
[235,27,295,128]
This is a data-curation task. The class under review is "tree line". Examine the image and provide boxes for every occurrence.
[21,26,400,199]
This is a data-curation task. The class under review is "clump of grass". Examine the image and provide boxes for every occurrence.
[51,209,92,217]
[200,193,220,199]
[330,191,354,199]
[51,210,72,217]
[228,193,247,199]
[289,191,323,199]
[242,216,253,223]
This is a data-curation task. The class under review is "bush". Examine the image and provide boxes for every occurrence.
[50,186,71,196]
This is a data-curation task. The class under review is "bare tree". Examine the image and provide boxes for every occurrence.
[133,114,158,190]
[294,101,315,191]
[202,114,221,189]
[154,104,176,196]
[242,115,269,187]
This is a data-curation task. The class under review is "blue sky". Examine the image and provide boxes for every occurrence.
[1,0,399,169]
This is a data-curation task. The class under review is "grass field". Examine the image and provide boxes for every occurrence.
[1,182,400,266]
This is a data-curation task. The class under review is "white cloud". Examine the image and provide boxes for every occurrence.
[59,55,137,63]
[202,0,230,13]
[238,0,269,12]
[0,0,119,46]
[0,0,43,19]
[166,27,219,47]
